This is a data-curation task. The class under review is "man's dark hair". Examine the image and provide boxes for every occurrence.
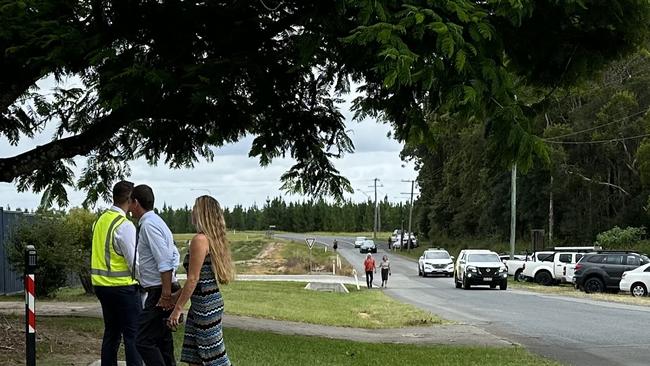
[131,184,155,211]
[112,180,134,205]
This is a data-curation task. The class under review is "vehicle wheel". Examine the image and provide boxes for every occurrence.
[534,271,553,286]
[631,282,648,297]
[584,277,605,293]
[463,277,471,290]
[454,274,462,289]
[514,269,525,282]
[500,281,508,290]
[489,284,496,289]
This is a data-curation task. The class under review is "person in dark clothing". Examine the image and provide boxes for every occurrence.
[333,239,338,251]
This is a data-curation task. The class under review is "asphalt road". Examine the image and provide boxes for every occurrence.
[278,233,650,366]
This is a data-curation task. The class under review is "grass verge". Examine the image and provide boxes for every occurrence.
[509,281,650,306]
[220,281,440,328]
[0,315,558,366]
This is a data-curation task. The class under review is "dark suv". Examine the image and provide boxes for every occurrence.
[573,252,650,293]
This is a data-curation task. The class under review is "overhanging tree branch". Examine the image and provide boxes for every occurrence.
[0,110,132,183]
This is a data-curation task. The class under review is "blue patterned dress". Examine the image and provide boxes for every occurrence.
[180,253,231,366]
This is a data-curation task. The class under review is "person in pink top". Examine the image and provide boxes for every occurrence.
[363,254,376,289]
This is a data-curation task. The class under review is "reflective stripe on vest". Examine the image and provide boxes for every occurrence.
[91,210,138,286]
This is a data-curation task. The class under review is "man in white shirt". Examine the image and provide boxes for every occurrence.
[130,184,180,366]
[91,181,141,366]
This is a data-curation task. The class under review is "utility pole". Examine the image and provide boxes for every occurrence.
[510,164,517,260]
[549,175,554,247]
[369,178,381,239]
[401,180,417,252]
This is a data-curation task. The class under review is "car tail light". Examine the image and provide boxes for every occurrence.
[574,263,583,272]
[563,266,566,276]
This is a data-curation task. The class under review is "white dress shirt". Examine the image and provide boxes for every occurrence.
[137,210,179,288]
[110,206,139,279]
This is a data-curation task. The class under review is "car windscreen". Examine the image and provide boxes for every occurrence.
[362,241,374,246]
[425,252,450,260]
[467,254,500,263]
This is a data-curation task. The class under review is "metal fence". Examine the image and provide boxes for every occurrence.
[0,207,25,295]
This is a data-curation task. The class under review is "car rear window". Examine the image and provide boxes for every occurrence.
[626,255,641,266]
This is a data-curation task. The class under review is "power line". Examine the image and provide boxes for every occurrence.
[544,108,650,141]
[545,133,650,145]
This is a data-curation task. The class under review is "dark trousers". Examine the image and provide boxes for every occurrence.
[94,285,142,366]
[365,271,374,288]
[136,287,176,366]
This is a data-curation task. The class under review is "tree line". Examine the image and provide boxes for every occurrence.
[158,198,412,234]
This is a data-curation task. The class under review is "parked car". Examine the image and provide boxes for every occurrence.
[454,249,508,290]
[359,239,377,253]
[573,252,650,293]
[354,236,367,248]
[392,232,418,249]
[501,253,547,282]
[619,263,650,297]
[522,252,584,285]
[418,249,454,277]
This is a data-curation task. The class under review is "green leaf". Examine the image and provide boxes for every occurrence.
[455,49,466,72]
[415,13,425,24]
[440,35,455,58]
[428,21,448,34]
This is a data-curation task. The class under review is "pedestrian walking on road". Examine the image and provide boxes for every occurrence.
[364,254,376,289]
[379,255,391,288]
[168,195,235,366]
[333,239,338,251]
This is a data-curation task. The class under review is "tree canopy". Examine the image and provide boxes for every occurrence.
[2,0,649,206]
[407,46,650,244]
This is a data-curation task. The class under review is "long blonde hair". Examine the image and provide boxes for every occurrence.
[193,195,235,284]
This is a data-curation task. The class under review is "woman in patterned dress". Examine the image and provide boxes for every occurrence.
[168,195,236,365]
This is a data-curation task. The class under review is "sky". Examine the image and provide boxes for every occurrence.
[0,81,419,211]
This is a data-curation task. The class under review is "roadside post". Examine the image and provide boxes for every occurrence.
[352,269,360,290]
[305,237,315,274]
[25,245,37,366]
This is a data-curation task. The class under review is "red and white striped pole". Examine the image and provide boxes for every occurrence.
[25,245,37,366]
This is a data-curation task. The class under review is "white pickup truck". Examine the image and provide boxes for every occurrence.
[522,252,585,285]
[502,252,552,282]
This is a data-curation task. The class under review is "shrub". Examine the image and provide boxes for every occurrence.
[8,214,74,298]
[595,226,646,249]
[7,209,97,297]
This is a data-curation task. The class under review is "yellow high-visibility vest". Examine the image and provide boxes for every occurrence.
[90,210,138,286]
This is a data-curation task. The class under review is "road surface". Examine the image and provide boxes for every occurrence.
[278,233,650,366]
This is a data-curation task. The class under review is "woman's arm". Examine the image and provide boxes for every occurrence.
[168,234,209,326]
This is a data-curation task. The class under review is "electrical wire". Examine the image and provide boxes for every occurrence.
[544,108,649,141]
[545,133,650,145]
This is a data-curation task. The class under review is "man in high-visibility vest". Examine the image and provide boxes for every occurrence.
[91,180,141,366]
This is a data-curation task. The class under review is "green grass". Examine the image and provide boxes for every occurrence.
[220,281,440,328]
[0,287,95,302]
[224,328,559,366]
[1,316,558,366]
